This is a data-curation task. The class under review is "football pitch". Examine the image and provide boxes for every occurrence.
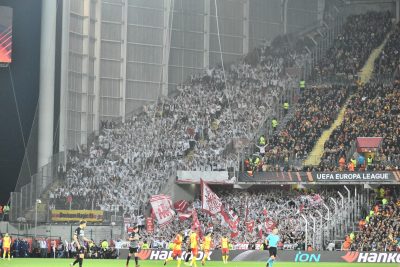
[0,259,398,267]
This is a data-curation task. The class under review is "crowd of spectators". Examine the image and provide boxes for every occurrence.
[245,11,392,172]
[250,85,349,171]
[132,186,343,251]
[0,235,121,259]
[345,187,400,252]
[312,11,392,82]
[374,22,400,79]
[45,11,399,254]
[50,17,313,213]
[319,82,400,171]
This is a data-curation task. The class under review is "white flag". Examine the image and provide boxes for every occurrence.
[150,194,175,227]
[201,179,222,215]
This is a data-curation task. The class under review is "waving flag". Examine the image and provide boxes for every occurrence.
[191,208,200,230]
[150,194,175,227]
[201,179,222,215]
[246,220,255,233]
[174,200,189,212]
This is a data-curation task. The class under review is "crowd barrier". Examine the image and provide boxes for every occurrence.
[118,249,400,263]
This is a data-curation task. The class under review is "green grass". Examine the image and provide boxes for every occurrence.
[0,259,398,267]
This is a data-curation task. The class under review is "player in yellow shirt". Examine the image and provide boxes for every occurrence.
[201,232,213,266]
[221,235,229,264]
[164,232,183,267]
[2,233,11,261]
[190,230,199,267]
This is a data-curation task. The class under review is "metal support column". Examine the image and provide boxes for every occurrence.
[38,0,57,168]
[203,0,210,69]
[120,0,128,121]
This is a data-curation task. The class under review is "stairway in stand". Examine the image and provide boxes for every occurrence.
[303,34,391,166]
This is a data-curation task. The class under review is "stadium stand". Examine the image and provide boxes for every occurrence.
[311,11,392,82]
[246,11,392,172]
[50,21,309,212]
[374,22,400,79]
[318,22,400,171]
[135,186,343,251]
[319,82,400,171]
[45,11,400,251]
[345,187,399,252]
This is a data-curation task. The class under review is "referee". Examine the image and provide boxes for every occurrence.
[265,228,280,267]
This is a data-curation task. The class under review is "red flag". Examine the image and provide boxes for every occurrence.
[178,211,192,221]
[231,231,239,239]
[246,220,255,232]
[265,219,276,234]
[244,198,249,223]
[174,200,189,212]
[201,179,222,215]
[146,217,154,233]
[191,208,203,239]
[221,209,239,232]
[191,208,200,230]
[262,207,268,216]
[258,225,263,238]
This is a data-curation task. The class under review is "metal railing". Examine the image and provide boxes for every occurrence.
[10,152,65,223]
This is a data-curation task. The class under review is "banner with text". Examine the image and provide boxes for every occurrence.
[51,210,104,222]
[239,171,400,184]
[119,249,400,263]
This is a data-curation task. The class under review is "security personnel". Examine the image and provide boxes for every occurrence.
[271,118,278,131]
[101,239,109,252]
[258,135,266,146]
[299,80,305,92]
[350,157,357,170]
[367,155,373,170]
[369,210,374,217]
[141,241,149,249]
[254,156,260,165]
[283,100,289,115]
[3,205,9,221]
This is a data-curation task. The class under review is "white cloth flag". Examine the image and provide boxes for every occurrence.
[201,179,222,215]
[150,194,175,227]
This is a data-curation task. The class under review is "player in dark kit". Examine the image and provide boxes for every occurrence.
[70,220,92,267]
[126,224,141,267]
